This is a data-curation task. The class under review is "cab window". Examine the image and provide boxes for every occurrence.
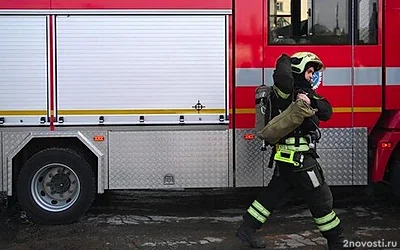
[356,0,378,44]
[268,0,378,45]
[268,0,351,45]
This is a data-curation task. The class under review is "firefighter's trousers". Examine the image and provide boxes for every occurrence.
[242,154,345,246]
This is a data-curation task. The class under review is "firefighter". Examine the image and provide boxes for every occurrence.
[235,52,347,249]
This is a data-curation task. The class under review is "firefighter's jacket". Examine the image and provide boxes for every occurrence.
[272,54,333,139]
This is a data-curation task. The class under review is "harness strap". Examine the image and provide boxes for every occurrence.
[294,130,300,147]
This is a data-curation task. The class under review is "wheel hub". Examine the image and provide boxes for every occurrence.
[50,174,71,193]
[31,163,81,212]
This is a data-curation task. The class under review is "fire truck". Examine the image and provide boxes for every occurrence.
[0,0,399,224]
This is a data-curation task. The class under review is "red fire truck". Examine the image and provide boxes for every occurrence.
[0,0,399,224]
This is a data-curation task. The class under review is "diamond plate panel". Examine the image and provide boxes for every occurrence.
[236,128,361,187]
[229,129,234,187]
[235,129,264,187]
[3,132,30,194]
[318,149,353,185]
[79,131,109,190]
[353,128,368,185]
[318,128,353,149]
[109,130,229,189]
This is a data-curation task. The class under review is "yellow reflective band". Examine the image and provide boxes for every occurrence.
[284,137,308,145]
[332,107,382,113]
[252,200,271,217]
[277,144,309,152]
[314,211,336,225]
[317,217,341,232]
[234,107,382,114]
[0,110,47,116]
[58,108,225,115]
[273,85,290,99]
[247,207,267,223]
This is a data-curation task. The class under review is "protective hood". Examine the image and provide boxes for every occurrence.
[293,64,313,91]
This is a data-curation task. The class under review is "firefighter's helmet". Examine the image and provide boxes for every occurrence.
[290,52,324,74]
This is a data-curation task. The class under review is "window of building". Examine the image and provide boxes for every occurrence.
[356,0,378,44]
[276,2,284,11]
[269,0,351,45]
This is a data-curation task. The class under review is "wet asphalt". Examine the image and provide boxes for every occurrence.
[1,185,400,250]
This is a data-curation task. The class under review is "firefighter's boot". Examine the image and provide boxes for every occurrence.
[235,224,266,248]
[328,235,356,250]
[327,236,346,250]
[323,226,348,250]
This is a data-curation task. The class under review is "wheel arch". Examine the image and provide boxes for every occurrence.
[9,132,104,196]
[16,147,97,224]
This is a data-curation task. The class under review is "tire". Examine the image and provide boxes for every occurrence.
[16,148,96,224]
[390,160,400,204]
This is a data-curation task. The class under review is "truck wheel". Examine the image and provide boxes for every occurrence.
[16,148,96,224]
[390,160,400,204]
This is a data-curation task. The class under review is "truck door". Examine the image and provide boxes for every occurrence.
[0,16,48,126]
[264,0,354,185]
[352,0,381,185]
[55,15,229,126]
[384,0,400,110]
